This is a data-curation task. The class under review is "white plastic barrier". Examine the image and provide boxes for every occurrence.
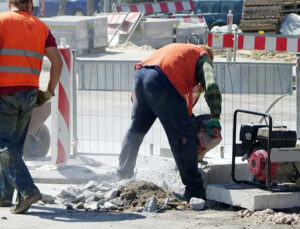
[104,12,141,35]
[51,44,72,166]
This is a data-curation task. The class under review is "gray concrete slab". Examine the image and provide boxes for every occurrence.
[30,164,99,184]
[27,156,102,184]
[206,183,300,210]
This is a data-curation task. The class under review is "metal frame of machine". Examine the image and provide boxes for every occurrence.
[232,109,300,192]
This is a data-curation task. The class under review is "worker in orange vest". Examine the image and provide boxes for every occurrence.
[0,0,62,214]
[117,43,222,201]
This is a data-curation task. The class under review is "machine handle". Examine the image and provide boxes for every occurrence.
[232,109,273,189]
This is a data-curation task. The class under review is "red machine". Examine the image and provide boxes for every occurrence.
[248,149,278,182]
[232,109,299,191]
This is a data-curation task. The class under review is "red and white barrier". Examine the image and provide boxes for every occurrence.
[116,0,195,15]
[237,34,300,52]
[207,33,234,49]
[207,32,300,53]
[105,12,141,35]
[51,45,72,166]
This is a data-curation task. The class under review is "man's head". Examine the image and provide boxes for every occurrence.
[9,0,33,13]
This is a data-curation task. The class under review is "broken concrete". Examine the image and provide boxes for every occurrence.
[103,202,118,210]
[56,180,183,213]
[189,198,205,211]
[104,188,118,200]
[238,208,300,225]
[144,196,158,212]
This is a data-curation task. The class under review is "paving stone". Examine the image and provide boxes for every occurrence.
[104,202,118,210]
[83,181,98,190]
[42,194,56,204]
[84,201,100,211]
[104,188,118,200]
[189,197,205,211]
[144,196,158,212]
[94,191,104,200]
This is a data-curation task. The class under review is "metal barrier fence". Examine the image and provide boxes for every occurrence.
[74,58,297,157]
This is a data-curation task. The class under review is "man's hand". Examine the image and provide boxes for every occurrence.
[206,119,221,137]
[36,90,54,107]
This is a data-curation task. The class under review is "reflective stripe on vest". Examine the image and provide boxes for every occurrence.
[0,48,44,60]
[0,66,40,75]
[0,48,42,75]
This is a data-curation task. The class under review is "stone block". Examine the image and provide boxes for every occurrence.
[206,183,300,210]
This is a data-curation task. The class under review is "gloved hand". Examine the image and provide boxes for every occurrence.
[35,90,54,107]
[206,119,221,137]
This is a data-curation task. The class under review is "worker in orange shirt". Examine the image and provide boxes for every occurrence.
[117,43,222,201]
[0,0,62,214]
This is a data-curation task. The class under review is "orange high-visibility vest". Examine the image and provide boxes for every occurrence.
[0,11,49,88]
[136,43,209,115]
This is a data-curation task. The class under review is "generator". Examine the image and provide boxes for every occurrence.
[232,109,300,191]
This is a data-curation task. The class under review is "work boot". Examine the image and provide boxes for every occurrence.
[10,190,42,214]
[184,190,206,202]
[173,189,206,203]
[172,191,188,202]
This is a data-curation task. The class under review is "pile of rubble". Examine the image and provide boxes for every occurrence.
[51,180,205,213]
[238,208,300,225]
[107,41,155,52]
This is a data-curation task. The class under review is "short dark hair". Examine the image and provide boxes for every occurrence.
[9,0,29,5]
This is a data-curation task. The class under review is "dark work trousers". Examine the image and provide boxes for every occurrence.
[0,89,39,203]
[118,66,204,197]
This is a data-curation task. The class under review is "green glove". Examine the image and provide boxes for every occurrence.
[35,90,54,107]
[206,119,221,136]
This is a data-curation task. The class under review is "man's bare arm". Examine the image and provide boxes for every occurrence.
[45,46,63,94]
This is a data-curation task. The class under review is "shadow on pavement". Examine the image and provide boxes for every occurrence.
[29,205,146,222]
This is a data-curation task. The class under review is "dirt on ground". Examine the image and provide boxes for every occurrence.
[107,42,156,52]
[118,181,180,211]
[214,49,297,62]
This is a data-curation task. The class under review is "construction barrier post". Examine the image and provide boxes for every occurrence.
[233,28,238,62]
[226,10,233,61]
[51,39,72,167]
[297,60,300,138]
[72,49,78,156]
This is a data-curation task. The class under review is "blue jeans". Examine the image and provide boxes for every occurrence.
[118,67,204,197]
[0,89,39,202]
